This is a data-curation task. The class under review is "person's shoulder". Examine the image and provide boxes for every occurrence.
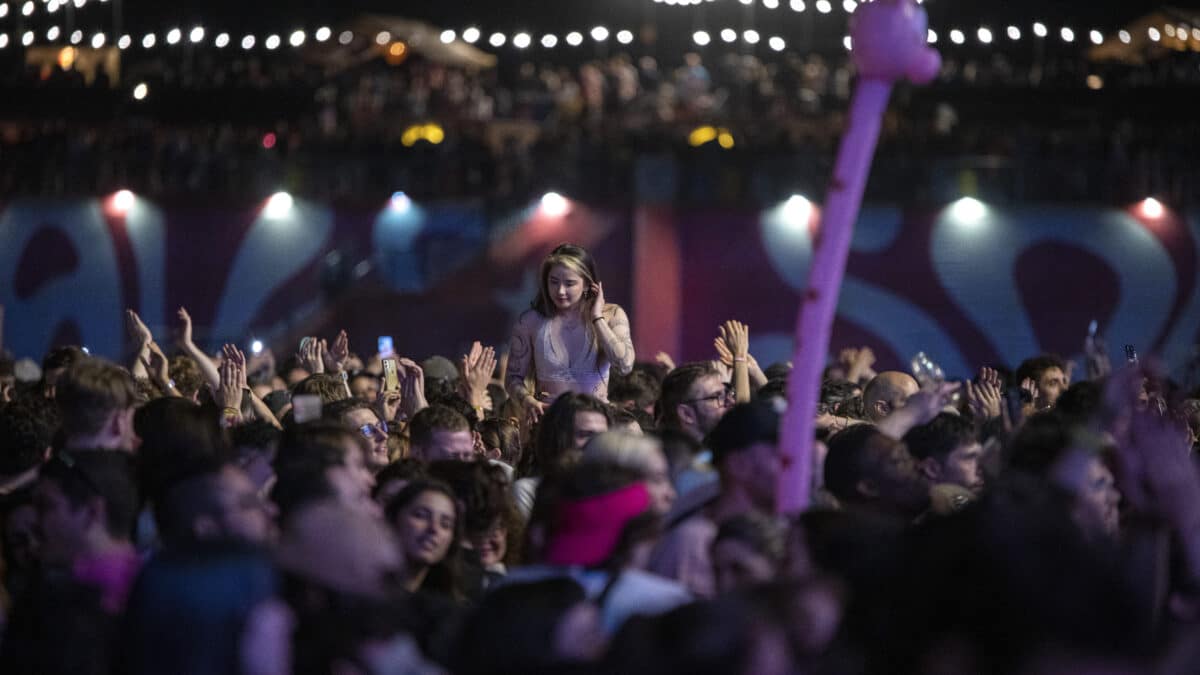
[603,304,629,321]
[515,309,543,328]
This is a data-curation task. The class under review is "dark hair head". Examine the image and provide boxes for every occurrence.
[657,362,720,429]
[56,358,138,438]
[384,478,464,598]
[42,345,86,373]
[425,393,479,432]
[824,424,922,510]
[40,450,139,540]
[1006,412,1075,477]
[609,369,661,411]
[0,395,60,476]
[153,457,234,550]
[409,405,471,449]
[425,459,517,537]
[1055,381,1103,426]
[820,379,863,416]
[118,540,279,675]
[1015,355,1067,388]
[321,398,375,426]
[230,420,281,453]
[714,512,788,567]
[903,413,976,462]
[168,356,205,400]
[533,393,611,477]
[291,373,349,404]
[133,398,227,504]
[371,458,426,502]
[477,417,523,467]
[451,578,589,675]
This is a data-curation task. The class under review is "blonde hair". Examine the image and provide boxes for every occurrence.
[531,243,605,361]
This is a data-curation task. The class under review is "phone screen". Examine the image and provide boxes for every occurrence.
[382,358,400,393]
[378,336,395,358]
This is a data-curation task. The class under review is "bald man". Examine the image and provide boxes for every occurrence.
[862,371,920,422]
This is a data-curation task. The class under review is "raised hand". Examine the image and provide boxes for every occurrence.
[322,330,350,374]
[460,341,497,411]
[176,307,195,347]
[655,351,677,372]
[719,321,750,361]
[967,367,1003,420]
[377,389,402,424]
[397,358,428,419]
[140,343,176,396]
[216,344,246,412]
[877,381,961,439]
[590,282,607,320]
[297,337,324,374]
[126,308,154,347]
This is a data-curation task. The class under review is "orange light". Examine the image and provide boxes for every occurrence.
[57,46,76,70]
[389,42,406,56]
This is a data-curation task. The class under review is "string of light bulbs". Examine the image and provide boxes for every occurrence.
[0,19,1188,53]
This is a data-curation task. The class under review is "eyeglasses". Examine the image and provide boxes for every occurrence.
[684,385,736,406]
[358,421,389,438]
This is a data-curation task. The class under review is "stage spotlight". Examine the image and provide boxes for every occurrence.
[1140,197,1164,219]
[390,191,412,212]
[782,194,812,231]
[540,192,569,217]
[265,192,294,219]
[948,197,987,226]
[111,190,135,214]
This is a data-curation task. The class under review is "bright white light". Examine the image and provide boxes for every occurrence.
[693,30,710,46]
[316,27,331,42]
[265,34,280,50]
[47,0,58,12]
[764,0,779,7]
[250,340,263,355]
[1193,27,1200,40]
[1148,27,1161,41]
[1,4,12,17]
[768,35,786,51]
[1007,25,1021,40]
[21,30,32,46]
[47,26,60,41]
[338,30,353,45]
[265,192,294,219]
[566,31,583,46]
[462,27,480,43]
[189,26,204,43]
[375,31,390,45]
[721,28,737,42]
[0,34,8,48]
[1033,22,1047,38]
[744,29,760,44]
[241,35,255,49]
[948,197,987,226]
[440,29,455,44]
[781,195,812,231]
[390,191,412,212]
[132,82,148,100]
[541,34,558,48]
[142,33,155,48]
[20,1,32,16]
[841,35,851,50]
[540,192,569,217]
[842,0,856,12]
[214,32,229,48]
[927,29,937,43]
[591,26,609,41]
[513,32,531,48]
[90,32,104,48]
[69,29,81,44]
[790,0,805,10]
[112,190,134,212]
[1118,30,1131,43]
[1089,29,1103,44]
[949,29,964,44]
[488,32,505,47]
[289,30,305,47]
[166,28,181,45]
[738,0,752,4]
[72,0,83,7]
[1060,27,1074,42]
[977,27,993,44]
[1140,197,1164,219]
[118,34,131,49]
[1167,25,1177,38]
[617,29,634,44]
[816,0,831,13]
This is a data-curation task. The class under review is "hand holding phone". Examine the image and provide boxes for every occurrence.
[382,358,401,394]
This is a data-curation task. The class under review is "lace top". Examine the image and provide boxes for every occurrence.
[533,315,610,400]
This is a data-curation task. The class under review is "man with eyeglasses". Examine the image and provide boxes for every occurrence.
[324,399,392,473]
[656,362,736,503]
[154,457,277,549]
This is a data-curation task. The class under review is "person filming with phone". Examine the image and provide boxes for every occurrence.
[506,244,635,421]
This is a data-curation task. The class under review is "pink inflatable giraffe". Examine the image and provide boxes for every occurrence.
[778,0,941,514]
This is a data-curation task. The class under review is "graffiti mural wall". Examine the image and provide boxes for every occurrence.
[2,195,1197,382]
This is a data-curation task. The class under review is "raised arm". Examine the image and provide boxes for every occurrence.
[506,311,546,420]
[589,283,634,376]
[176,307,221,391]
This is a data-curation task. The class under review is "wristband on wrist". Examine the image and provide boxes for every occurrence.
[592,316,606,324]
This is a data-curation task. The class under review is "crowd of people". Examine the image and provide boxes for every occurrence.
[2,243,1200,674]
[2,44,1199,203]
